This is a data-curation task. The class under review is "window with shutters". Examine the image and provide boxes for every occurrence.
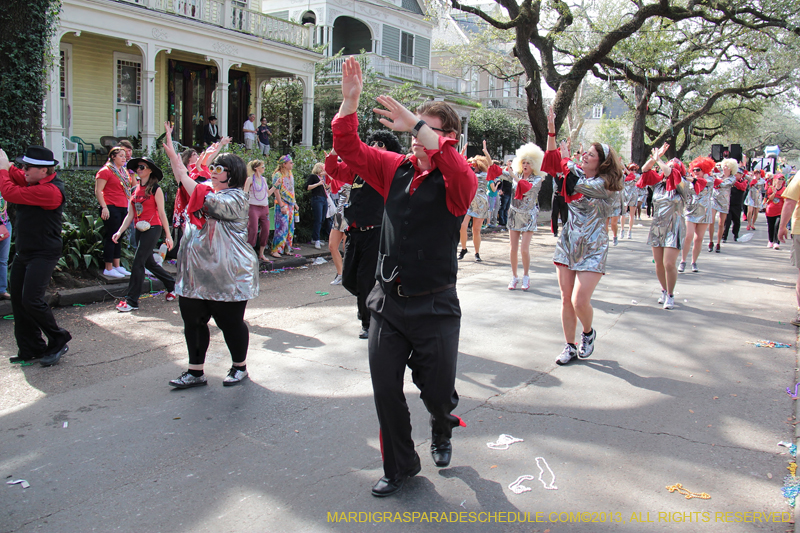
[401,32,414,64]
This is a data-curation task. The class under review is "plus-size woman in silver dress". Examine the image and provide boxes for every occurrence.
[540,109,624,367]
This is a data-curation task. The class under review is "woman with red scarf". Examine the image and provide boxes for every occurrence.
[678,156,716,273]
[622,163,640,239]
[766,174,787,249]
[639,144,705,310]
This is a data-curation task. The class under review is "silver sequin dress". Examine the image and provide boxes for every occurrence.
[508,175,544,232]
[332,183,351,232]
[623,176,640,206]
[466,171,490,219]
[685,178,714,224]
[553,163,619,273]
[176,188,259,301]
[647,178,692,249]
[610,188,625,217]
[711,176,736,214]
[744,178,765,207]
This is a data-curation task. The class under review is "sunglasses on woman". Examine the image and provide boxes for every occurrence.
[209,165,229,174]
[137,164,148,171]
[372,141,385,148]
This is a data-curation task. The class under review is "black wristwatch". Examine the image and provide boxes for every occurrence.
[410,120,426,137]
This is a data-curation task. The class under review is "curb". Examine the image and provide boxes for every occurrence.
[0,250,333,316]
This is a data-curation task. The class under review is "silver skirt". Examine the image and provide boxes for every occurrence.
[685,180,714,224]
[508,175,544,232]
[623,179,639,206]
[467,172,490,219]
[553,177,617,273]
[744,180,764,207]
[332,184,351,232]
[711,177,735,213]
[647,181,690,249]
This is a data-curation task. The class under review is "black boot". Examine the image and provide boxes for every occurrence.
[431,431,452,467]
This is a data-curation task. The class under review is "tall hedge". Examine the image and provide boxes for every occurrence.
[0,0,61,158]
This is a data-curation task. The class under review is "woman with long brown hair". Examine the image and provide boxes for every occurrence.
[541,109,624,366]
[96,146,132,278]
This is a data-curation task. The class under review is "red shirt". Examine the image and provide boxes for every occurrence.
[0,166,63,210]
[330,113,477,216]
[95,165,129,208]
[766,184,786,217]
[131,185,161,227]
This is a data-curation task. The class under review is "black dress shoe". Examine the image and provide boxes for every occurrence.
[40,344,69,367]
[358,327,369,339]
[371,454,421,497]
[9,354,43,364]
[431,432,452,467]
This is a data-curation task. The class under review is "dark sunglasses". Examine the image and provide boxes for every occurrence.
[137,164,148,171]
[691,168,703,173]
[371,141,385,148]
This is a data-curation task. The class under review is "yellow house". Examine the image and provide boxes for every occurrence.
[47,0,322,165]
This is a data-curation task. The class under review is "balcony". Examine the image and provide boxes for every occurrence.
[482,96,527,111]
[326,53,471,95]
[114,0,314,49]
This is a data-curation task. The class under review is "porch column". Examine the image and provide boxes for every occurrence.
[462,115,469,151]
[213,57,232,139]
[140,42,160,154]
[300,74,314,147]
[44,31,63,166]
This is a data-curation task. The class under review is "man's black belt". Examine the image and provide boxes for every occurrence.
[393,282,455,298]
[348,225,381,232]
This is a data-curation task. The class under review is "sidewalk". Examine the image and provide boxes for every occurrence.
[0,241,332,316]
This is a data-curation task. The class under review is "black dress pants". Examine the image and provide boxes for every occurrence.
[101,205,127,263]
[178,297,249,365]
[723,203,742,240]
[125,226,175,307]
[551,195,568,235]
[367,284,462,479]
[342,228,379,329]
[497,193,511,226]
[10,253,71,358]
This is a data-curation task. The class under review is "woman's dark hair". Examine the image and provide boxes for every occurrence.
[213,153,247,189]
[108,146,126,162]
[592,142,624,191]
[181,148,198,167]
[366,130,404,154]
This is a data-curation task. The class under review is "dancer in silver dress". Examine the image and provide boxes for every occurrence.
[638,144,705,310]
[746,171,766,230]
[622,163,640,239]
[606,167,625,246]
[324,152,351,285]
[679,156,716,273]
[459,141,500,263]
[507,142,546,290]
[541,109,624,366]
[709,159,738,253]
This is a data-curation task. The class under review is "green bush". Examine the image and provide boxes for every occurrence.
[58,212,132,271]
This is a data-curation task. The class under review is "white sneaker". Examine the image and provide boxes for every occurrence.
[555,344,578,365]
[578,329,596,358]
[657,289,667,304]
[521,275,530,291]
[103,268,124,278]
[508,276,519,290]
[114,266,131,276]
[627,231,632,240]
[330,274,343,285]
[613,235,618,246]
[314,240,321,249]
[663,295,675,310]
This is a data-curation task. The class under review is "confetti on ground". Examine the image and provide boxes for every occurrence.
[3,315,13,320]
[779,441,798,456]
[63,422,68,429]
[747,340,791,348]
[783,475,800,506]
[787,384,800,399]
[72,303,85,307]
[6,479,30,489]
[315,291,330,296]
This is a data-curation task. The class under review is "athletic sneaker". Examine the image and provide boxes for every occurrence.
[165,292,177,302]
[508,276,519,290]
[663,295,675,310]
[613,235,618,246]
[677,261,686,273]
[475,253,482,262]
[715,244,721,253]
[578,329,596,359]
[691,262,699,272]
[775,243,781,250]
[223,367,249,386]
[658,289,667,304]
[521,275,530,291]
[555,344,578,365]
[330,274,343,285]
[707,242,713,252]
[768,242,774,248]
[314,240,321,249]
[103,268,124,279]
[627,231,632,240]
[169,371,207,389]
[114,266,131,276]
[458,249,468,260]
[116,300,138,312]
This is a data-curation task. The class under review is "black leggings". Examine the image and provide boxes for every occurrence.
[102,205,127,262]
[767,215,781,243]
[179,297,249,366]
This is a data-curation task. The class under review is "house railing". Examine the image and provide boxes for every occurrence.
[115,0,314,49]
[482,96,527,110]
[326,53,469,94]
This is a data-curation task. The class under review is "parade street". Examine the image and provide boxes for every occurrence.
[1,222,798,533]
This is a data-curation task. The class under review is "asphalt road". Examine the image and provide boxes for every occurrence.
[1,219,798,533]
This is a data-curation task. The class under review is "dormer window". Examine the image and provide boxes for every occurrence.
[592,104,603,119]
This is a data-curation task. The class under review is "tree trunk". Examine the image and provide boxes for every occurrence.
[630,84,652,166]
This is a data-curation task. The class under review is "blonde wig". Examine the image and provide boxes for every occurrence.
[721,158,739,175]
[512,143,544,176]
